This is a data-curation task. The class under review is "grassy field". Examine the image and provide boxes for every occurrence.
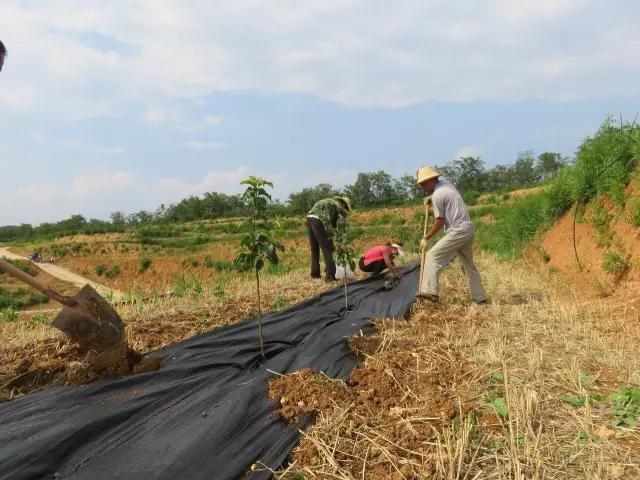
[0,195,526,304]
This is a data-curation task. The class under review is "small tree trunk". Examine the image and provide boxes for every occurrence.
[256,269,265,359]
[344,279,348,311]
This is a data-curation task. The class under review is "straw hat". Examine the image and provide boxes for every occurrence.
[416,166,441,185]
[334,196,353,212]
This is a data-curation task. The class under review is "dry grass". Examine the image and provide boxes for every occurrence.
[270,251,640,479]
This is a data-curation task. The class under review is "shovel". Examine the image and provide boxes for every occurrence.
[0,259,125,352]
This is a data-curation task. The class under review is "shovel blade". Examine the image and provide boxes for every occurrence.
[51,284,125,351]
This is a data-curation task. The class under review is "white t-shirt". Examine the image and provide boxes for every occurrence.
[431,181,474,233]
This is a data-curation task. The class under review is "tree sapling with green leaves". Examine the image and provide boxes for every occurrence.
[333,221,358,312]
[234,176,285,359]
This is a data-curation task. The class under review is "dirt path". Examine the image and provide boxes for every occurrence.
[0,247,127,302]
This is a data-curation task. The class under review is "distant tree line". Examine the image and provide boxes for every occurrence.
[0,151,568,242]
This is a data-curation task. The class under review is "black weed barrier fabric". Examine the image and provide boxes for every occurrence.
[0,262,420,480]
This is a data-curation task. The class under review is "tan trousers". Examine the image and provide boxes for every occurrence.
[420,228,486,302]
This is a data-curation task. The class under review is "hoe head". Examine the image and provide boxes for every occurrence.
[51,284,125,351]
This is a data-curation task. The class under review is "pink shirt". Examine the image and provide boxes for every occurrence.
[363,245,392,266]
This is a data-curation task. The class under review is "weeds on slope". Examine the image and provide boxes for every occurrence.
[271,252,640,479]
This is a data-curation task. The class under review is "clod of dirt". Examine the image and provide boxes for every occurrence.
[133,357,161,374]
[56,344,144,387]
[268,369,355,423]
[117,360,132,377]
[348,334,382,357]
[92,345,128,372]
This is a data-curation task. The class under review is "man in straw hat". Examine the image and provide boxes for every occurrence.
[307,196,353,281]
[416,166,487,304]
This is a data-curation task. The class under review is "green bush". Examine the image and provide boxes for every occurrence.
[31,311,47,325]
[379,213,392,224]
[590,199,614,247]
[270,296,286,311]
[391,216,406,227]
[468,206,495,220]
[544,169,574,221]
[105,265,120,279]
[212,260,233,272]
[0,257,39,277]
[570,117,640,205]
[172,274,202,297]
[0,286,49,310]
[539,249,551,263]
[476,193,552,259]
[481,194,498,205]
[139,257,152,273]
[462,190,481,206]
[280,220,300,230]
[266,262,287,276]
[190,258,199,267]
[2,306,18,322]
[94,264,107,276]
[602,252,629,278]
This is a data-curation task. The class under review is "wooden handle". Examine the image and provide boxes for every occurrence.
[0,259,74,307]
[418,204,430,292]
[422,203,430,237]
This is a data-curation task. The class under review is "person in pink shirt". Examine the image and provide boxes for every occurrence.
[359,242,405,277]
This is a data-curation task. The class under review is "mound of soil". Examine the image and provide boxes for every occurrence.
[1,339,158,400]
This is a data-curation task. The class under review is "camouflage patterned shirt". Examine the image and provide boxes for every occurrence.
[308,198,348,239]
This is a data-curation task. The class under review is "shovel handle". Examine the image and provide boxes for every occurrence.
[0,259,77,308]
[418,204,430,292]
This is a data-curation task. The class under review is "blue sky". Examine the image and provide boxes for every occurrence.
[1,0,639,225]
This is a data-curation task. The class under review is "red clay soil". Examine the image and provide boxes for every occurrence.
[541,206,640,301]
[267,311,482,478]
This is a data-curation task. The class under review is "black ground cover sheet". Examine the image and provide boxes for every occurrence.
[0,262,419,480]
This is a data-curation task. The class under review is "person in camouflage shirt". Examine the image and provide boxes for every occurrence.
[306,196,352,281]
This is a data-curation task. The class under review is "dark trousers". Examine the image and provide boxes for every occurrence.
[359,256,387,275]
[307,217,336,280]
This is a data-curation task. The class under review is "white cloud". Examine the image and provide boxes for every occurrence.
[27,133,47,142]
[203,116,223,127]
[72,172,136,195]
[0,171,139,223]
[184,141,228,150]
[0,0,637,114]
[455,146,481,158]
[154,166,251,196]
[144,108,170,123]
